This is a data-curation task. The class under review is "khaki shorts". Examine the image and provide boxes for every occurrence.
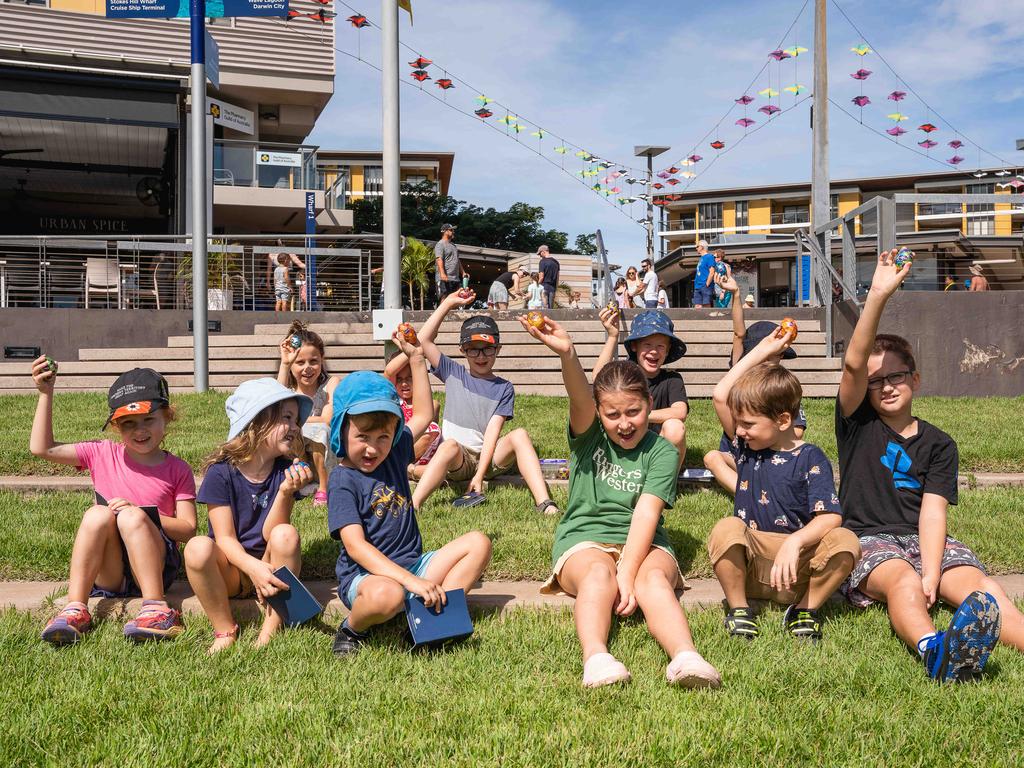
[446,444,514,483]
[540,541,686,596]
[707,516,860,604]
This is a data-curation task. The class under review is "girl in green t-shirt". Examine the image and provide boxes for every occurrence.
[519,314,722,690]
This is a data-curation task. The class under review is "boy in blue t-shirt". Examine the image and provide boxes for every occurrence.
[707,327,860,642]
[328,332,492,655]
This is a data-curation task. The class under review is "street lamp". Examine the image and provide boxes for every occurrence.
[634,145,671,262]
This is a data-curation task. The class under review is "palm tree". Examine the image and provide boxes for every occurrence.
[401,237,434,310]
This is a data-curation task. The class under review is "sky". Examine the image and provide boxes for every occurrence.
[308,0,1024,265]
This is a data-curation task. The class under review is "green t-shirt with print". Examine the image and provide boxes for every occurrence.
[551,417,679,565]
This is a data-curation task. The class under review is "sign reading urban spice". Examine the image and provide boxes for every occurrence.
[106,0,288,18]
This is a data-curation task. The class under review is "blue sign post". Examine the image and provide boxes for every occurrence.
[305,192,317,311]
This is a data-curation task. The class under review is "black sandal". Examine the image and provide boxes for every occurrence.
[535,499,560,516]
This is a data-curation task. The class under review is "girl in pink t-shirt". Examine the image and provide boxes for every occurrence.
[384,347,441,480]
[30,360,197,646]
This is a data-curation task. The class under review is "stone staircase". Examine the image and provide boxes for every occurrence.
[0,310,843,397]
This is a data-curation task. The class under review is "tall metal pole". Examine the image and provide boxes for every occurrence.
[645,155,654,261]
[811,0,830,305]
[381,0,402,309]
[190,0,208,391]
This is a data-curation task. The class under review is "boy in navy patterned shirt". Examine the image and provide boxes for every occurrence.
[707,327,860,642]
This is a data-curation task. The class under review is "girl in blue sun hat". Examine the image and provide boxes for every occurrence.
[593,309,689,469]
[186,378,314,654]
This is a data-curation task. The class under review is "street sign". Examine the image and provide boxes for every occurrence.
[257,151,302,167]
[209,98,254,135]
[106,0,288,18]
[204,29,219,88]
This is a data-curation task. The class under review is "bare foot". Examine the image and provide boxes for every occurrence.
[207,634,237,655]
[253,616,282,648]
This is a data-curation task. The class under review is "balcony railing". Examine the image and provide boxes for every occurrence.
[213,140,318,191]
[771,210,810,225]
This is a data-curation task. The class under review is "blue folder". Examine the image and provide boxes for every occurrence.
[265,566,323,627]
[404,588,474,648]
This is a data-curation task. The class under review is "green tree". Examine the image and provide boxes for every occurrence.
[401,236,434,310]
[574,233,597,256]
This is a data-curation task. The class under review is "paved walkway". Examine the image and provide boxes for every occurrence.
[4,576,1024,622]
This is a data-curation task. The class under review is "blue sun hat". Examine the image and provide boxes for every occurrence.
[741,321,798,360]
[329,371,405,458]
[225,378,313,441]
[623,310,687,363]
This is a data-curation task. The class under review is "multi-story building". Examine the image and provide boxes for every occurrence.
[654,168,1024,306]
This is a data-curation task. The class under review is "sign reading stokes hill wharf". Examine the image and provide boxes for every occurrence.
[106,0,288,18]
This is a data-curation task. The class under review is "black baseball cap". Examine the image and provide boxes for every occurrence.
[103,368,170,429]
[741,321,798,360]
[459,315,500,346]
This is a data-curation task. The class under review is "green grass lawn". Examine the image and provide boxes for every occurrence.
[2,603,1023,766]
[5,486,1024,582]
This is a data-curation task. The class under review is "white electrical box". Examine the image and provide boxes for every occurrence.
[371,308,405,341]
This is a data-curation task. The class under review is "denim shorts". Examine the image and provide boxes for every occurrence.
[345,550,437,608]
[692,285,714,306]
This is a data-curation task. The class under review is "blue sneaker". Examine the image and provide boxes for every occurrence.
[922,591,1001,683]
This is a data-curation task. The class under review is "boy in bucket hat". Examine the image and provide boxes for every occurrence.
[328,333,491,655]
[594,308,689,468]
[391,290,559,515]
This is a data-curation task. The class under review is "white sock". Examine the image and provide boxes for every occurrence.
[916,632,937,657]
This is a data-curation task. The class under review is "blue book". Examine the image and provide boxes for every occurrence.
[404,588,474,648]
[265,566,323,627]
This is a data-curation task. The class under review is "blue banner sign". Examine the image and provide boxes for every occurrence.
[107,0,287,18]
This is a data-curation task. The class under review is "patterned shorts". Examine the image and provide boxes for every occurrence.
[841,532,986,609]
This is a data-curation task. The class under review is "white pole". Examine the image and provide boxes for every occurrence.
[811,0,830,305]
[190,0,208,391]
[381,0,401,309]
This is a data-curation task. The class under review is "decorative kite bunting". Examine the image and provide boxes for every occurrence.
[850,69,872,80]
[652,183,664,189]
[665,178,679,185]
[998,179,1024,189]
[919,123,937,133]
[475,95,493,105]
[624,176,638,184]
[530,130,544,139]
[758,87,779,97]
[679,159,696,166]
[666,167,679,174]
[575,150,589,159]
[736,117,756,127]
[680,171,696,178]
[948,140,963,149]
[851,44,872,55]
[758,104,781,115]
[888,91,907,101]
[410,70,430,82]
[553,145,568,154]
[687,154,702,163]
[609,186,621,193]
[851,95,871,106]
[710,140,725,150]
[656,170,671,179]
[435,79,454,89]
[784,84,806,95]
[597,161,612,169]
[948,155,964,165]
[408,57,432,68]
[288,9,300,17]
[474,108,492,118]
[784,46,808,57]
[918,139,937,149]
[994,170,1011,176]
[347,14,369,27]
[499,115,516,125]
[972,171,988,178]
[886,112,909,121]
[735,95,754,105]
[769,49,791,60]
[887,126,907,136]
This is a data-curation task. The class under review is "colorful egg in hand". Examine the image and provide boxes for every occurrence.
[46,356,58,374]
[894,247,913,268]
[527,311,546,329]
[290,334,302,349]
[779,317,798,340]
[398,322,418,344]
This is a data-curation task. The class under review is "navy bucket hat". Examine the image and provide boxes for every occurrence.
[742,321,798,360]
[623,310,687,363]
[329,371,405,458]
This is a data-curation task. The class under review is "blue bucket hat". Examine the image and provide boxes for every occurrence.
[623,310,687,363]
[225,378,313,441]
[329,371,405,458]
[742,321,798,360]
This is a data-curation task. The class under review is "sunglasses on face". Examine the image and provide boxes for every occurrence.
[867,370,913,390]
[464,346,498,359]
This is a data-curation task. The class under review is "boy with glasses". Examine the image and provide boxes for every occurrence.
[837,248,1022,682]
[407,291,559,515]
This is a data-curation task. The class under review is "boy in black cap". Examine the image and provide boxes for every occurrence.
[397,290,558,515]
[703,275,806,492]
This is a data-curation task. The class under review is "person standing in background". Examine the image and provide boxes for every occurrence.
[538,245,560,309]
[638,257,660,308]
[968,265,990,291]
[434,224,468,304]
[693,240,717,308]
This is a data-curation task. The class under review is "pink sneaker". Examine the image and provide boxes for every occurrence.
[42,603,93,646]
[123,601,184,642]
[582,652,631,688]
[313,490,328,508]
[666,651,722,689]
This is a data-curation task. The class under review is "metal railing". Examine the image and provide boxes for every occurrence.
[213,140,318,191]
[0,234,389,312]
[771,210,810,226]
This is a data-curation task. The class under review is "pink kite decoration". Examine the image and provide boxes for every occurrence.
[710,140,725,150]
[687,154,702,163]
[735,95,754,105]
[1004,179,1024,189]
[652,183,664,189]
[609,187,621,194]
[850,69,872,80]
[667,166,680,174]
[887,126,907,137]
[918,140,937,149]
[919,123,938,133]
[758,104,781,115]
[735,117,756,127]
[851,95,871,107]
[666,178,680,186]
[948,140,963,149]
[656,171,671,179]
[769,49,791,60]
[948,155,964,165]
[888,91,907,101]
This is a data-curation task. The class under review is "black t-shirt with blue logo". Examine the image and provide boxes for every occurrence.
[835,395,959,537]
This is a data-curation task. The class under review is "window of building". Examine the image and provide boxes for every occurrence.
[734,200,749,230]
[698,202,723,232]
[782,204,809,224]
[830,194,839,221]
[363,166,384,195]
[966,182,995,236]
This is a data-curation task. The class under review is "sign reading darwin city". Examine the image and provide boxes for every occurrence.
[106,0,288,18]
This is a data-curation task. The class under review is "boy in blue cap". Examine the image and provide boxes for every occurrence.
[328,330,492,655]
[595,308,689,468]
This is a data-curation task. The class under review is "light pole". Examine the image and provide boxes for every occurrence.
[634,145,671,262]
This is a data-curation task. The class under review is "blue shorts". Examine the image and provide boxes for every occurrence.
[693,285,714,306]
[345,550,437,608]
